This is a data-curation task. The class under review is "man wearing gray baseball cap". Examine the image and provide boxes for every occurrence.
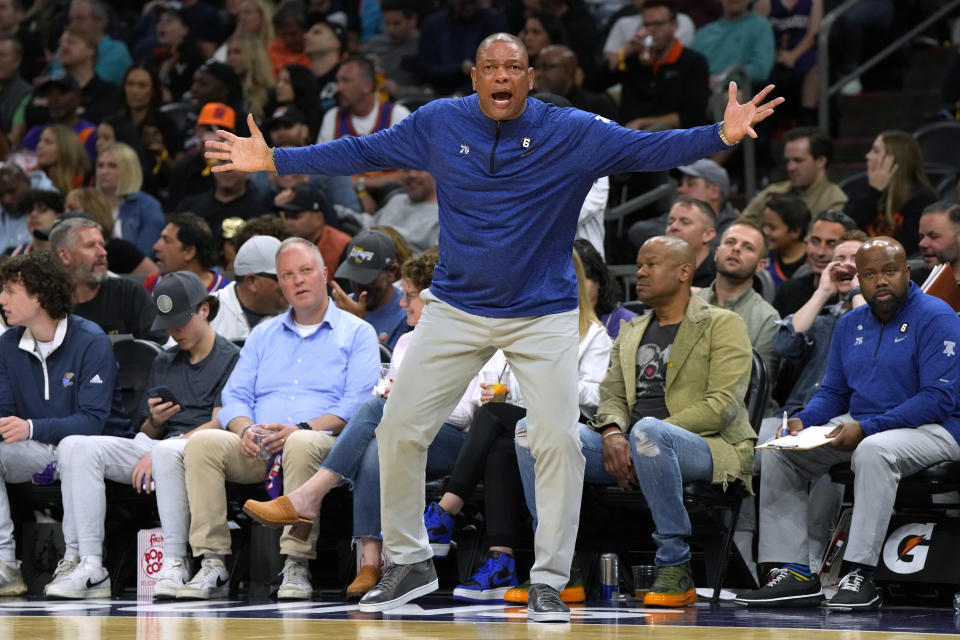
[210,235,288,342]
[48,269,240,600]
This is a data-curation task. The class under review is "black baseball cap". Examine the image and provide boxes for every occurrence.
[151,271,208,331]
[266,105,307,130]
[39,71,81,95]
[335,229,396,284]
[275,184,332,217]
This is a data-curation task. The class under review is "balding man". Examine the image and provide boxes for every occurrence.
[915,201,960,285]
[206,32,782,620]
[534,45,616,121]
[518,235,754,608]
[738,238,960,611]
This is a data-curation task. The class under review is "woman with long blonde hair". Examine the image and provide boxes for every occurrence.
[226,32,275,119]
[846,130,935,255]
[94,142,165,257]
[35,125,89,194]
[215,0,276,62]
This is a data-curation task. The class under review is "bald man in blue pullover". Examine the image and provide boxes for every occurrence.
[206,32,783,621]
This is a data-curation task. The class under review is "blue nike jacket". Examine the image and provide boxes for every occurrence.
[276,95,729,317]
[796,283,960,444]
[0,315,132,444]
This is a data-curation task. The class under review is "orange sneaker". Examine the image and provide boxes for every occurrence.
[642,562,697,607]
[503,563,585,604]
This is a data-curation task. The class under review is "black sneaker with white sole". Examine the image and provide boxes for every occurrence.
[527,583,570,623]
[734,567,825,607]
[825,569,881,611]
[357,559,438,612]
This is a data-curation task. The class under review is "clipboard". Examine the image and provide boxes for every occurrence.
[755,425,836,450]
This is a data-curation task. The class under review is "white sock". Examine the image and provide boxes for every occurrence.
[81,556,102,569]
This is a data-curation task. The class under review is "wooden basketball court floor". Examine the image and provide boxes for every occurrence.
[2,595,957,640]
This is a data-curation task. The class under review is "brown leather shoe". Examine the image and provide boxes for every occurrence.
[243,496,313,541]
[346,564,381,600]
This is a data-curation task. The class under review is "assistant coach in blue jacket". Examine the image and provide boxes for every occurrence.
[205,32,783,620]
[0,251,130,596]
[738,237,960,612]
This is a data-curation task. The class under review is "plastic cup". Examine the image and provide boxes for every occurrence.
[633,565,657,598]
[481,371,508,402]
[250,424,272,460]
[374,363,395,397]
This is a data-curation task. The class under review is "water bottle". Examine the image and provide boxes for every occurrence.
[953,591,960,612]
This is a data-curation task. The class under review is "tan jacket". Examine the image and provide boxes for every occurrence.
[741,175,849,222]
[593,295,756,489]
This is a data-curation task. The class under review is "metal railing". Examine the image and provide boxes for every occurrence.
[818,0,960,132]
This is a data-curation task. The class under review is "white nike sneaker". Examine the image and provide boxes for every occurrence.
[0,560,26,596]
[152,556,191,600]
[277,559,312,600]
[177,558,229,600]
[45,558,111,599]
[43,554,81,596]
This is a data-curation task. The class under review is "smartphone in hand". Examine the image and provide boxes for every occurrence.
[148,385,180,406]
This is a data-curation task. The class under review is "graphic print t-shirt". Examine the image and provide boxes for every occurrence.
[630,318,680,423]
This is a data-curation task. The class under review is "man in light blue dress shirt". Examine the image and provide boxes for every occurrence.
[176,237,380,600]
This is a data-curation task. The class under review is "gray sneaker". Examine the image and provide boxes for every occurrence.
[734,567,824,607]
[357,559,438,612]
[0,560,26,597]
[527,583,570,622]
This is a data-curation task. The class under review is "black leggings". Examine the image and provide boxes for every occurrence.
[445,402,527,549]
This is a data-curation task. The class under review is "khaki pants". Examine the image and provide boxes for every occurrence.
[378,289,583,592]
[185,429,337,558]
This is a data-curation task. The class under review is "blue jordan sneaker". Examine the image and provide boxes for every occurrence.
[452,551,519,602]
[423,502,456,558]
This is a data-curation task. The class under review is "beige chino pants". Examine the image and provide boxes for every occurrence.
[377,289,584,592]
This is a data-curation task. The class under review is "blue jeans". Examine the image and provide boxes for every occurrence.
[322,396,466,537]
[516,417,713,566]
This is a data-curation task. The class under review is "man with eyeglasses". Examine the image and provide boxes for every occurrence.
[600,0,709,131]
[210,235,288,342]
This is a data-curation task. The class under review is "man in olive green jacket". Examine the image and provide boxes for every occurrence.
[516,236,755,608]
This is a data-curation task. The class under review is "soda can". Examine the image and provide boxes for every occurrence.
[600,553,619,600]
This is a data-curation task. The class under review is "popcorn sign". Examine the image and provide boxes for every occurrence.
[137,528,165,600]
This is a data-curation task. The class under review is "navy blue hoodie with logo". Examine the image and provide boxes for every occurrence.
[276,95,729,318]
[0,315,131,444]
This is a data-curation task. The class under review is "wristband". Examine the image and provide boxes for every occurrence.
[718,121,735,147]
[298,421,312,430]
[602,429,627,442]
[356,190,370,199]
[270,147,279,175]
[846,286,862,300]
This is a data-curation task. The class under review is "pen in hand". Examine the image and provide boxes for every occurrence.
[780,410,789,438]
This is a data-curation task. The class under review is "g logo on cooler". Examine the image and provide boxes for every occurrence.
[157,295,173,313]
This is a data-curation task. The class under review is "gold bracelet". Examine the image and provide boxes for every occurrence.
[718,121,735,147]
[617,47,627,72]
[357,190,370,199]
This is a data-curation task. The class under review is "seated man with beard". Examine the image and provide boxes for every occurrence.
[737,237,960,611]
